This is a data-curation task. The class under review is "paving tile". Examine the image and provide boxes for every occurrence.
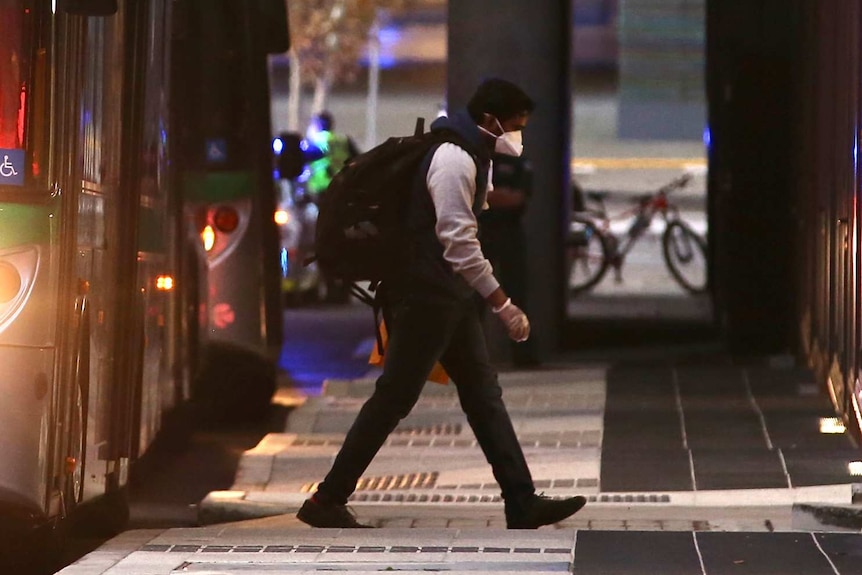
[697,532,840,575]
[574,531,702,575]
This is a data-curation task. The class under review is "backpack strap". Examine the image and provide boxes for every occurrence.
[348,281,387,356]
[430,128,478,159]
[429,129,482,180]
[427,129,484,206]
[348,282,376,307]
[347,128,481,332]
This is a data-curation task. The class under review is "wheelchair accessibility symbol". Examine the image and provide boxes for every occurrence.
[1,156,18,177]
[0,149,24,186]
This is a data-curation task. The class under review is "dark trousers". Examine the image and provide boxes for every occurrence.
[316,292,535,505]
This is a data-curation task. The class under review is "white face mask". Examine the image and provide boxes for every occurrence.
[479,118,524,157]
[496,129,523,157]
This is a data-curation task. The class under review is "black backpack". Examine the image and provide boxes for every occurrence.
[313,118,477,297]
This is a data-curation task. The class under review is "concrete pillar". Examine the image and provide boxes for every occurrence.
[448,1,573,357]
[706,0,803,353]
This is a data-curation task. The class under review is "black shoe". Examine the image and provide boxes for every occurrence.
[505,493,587,529]
[296,498,372,528]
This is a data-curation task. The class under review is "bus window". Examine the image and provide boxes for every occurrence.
[0,0,25,150]
[81,18,106,185]
[0,0,49,188]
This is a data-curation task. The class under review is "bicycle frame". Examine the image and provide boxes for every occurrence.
[577,174,693,278]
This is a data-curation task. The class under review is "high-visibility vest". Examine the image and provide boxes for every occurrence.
[306,131,353,195]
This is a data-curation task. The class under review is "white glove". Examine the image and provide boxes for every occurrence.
[492,298,530,342]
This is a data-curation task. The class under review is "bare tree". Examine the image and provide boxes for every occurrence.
[287,0,404,122]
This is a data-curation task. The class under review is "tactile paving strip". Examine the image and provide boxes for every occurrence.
[289,430,601,449]
[321,395,603,412]
[392,423,463,436]
[301,472,439,494]
[141,544,574,555]
[300,476,600,496]
[592,493,672,503]
[342,491,663,505]
[344,491,668,505]
[350,492,502,503]
[434,478,598,490]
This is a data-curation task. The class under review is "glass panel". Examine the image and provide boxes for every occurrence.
[568,0,711,324]
[0,0,49,187]
[81,17,105,184]
[0,0,26,150]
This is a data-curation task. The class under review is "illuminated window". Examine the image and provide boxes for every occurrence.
[0,2,25,150]
[0,1,48,187]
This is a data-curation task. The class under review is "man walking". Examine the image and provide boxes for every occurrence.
[297,78,586,529]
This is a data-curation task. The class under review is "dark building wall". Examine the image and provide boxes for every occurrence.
[706,0,804,354]
[791,2,862,412]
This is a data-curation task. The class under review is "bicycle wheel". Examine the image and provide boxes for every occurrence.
[662,220,707,294]
[566,218,610,294]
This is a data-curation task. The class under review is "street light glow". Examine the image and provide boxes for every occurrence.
[819,417,846,434]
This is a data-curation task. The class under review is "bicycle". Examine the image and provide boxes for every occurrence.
[565,173,707,295]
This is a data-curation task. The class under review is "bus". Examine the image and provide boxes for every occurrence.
[172,0,288,426]
[0,0,288,563]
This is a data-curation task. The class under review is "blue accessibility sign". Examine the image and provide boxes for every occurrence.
[0,148,25,187]
[205,139,228,164]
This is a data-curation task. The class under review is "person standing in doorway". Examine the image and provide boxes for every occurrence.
[296,78,586,529]
[479,151,541,367]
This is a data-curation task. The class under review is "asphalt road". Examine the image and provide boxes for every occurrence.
[51,405,291,575]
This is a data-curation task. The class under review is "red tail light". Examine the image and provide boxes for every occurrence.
[213,206,240,233]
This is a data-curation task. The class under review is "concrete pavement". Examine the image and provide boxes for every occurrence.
[59,60,862,575]
[58,361,862,574]
[195,364,859,530]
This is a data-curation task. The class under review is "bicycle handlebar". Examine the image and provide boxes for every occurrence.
[633,174,693,206]
[658,173,693,195]
[577,172,695,214]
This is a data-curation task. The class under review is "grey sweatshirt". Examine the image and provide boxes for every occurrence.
[426,143,500,298]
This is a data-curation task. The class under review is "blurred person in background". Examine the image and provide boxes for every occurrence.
[305,110,360,197]
[479,151,541,368]
[305,111,360,302]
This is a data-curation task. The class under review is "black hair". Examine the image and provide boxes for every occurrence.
[315,110,334,132]
[466,78,535,124]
